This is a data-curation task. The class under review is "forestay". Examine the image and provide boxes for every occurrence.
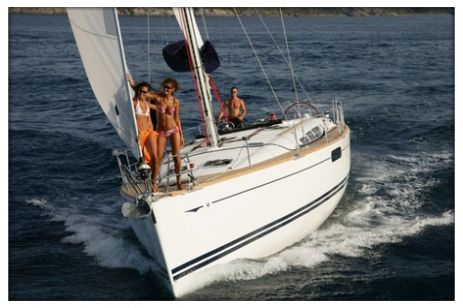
[67,8,141,159]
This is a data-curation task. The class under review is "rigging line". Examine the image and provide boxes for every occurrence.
[209,78,228,121]
[112,8,143,159]
[279,8,305,148]
[147,8,151,83]
[200,8,210,40]
[160,10,167,45]
[233,8,288,122]
[279,8,299,106]
[255,8,312,102]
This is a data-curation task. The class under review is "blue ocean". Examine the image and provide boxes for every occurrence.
[9,12,454,300]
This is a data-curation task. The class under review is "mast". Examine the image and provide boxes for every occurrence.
[177,8,219,147]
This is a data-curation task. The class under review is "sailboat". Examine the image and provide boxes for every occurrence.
[67,8,350,297]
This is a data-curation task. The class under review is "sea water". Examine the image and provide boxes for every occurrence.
[9,13,454,300]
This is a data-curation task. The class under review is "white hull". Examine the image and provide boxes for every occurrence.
[122,119,350,297]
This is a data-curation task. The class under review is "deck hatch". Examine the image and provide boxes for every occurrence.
[204,159,232,167]
[300,125,323,145]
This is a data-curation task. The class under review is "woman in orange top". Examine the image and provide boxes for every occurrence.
[132,81,159,191]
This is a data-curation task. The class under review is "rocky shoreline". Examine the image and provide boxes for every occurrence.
[8,7,454,17]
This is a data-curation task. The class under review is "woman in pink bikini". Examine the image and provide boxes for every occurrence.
[151,78,184,190]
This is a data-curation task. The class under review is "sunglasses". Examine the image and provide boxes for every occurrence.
[141,90,149,94]
[164,85,173,90]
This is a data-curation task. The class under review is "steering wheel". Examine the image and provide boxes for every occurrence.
[283,101,321,119]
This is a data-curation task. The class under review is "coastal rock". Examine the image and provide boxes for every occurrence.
[8,7,454,17]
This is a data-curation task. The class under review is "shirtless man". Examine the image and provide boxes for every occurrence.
[218,86,247,128]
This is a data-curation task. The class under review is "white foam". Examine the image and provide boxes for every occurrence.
[190,210,453,290]
[61,221,158,274]
[26,195,161,275]
[183,149,454,289]
[26,198,49,207]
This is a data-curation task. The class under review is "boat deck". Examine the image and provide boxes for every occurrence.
[194,124,347,187]
[120,123,348,200]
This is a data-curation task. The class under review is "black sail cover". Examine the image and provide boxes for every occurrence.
[162,40,220,73]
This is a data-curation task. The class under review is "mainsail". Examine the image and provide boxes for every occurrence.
[67,8,141,159]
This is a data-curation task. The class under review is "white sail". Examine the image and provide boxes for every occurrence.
[172,8,219,146]
[67,8,141,159]
[173,8,204,47]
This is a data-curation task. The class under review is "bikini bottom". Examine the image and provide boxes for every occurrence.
[158,126,180,138]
